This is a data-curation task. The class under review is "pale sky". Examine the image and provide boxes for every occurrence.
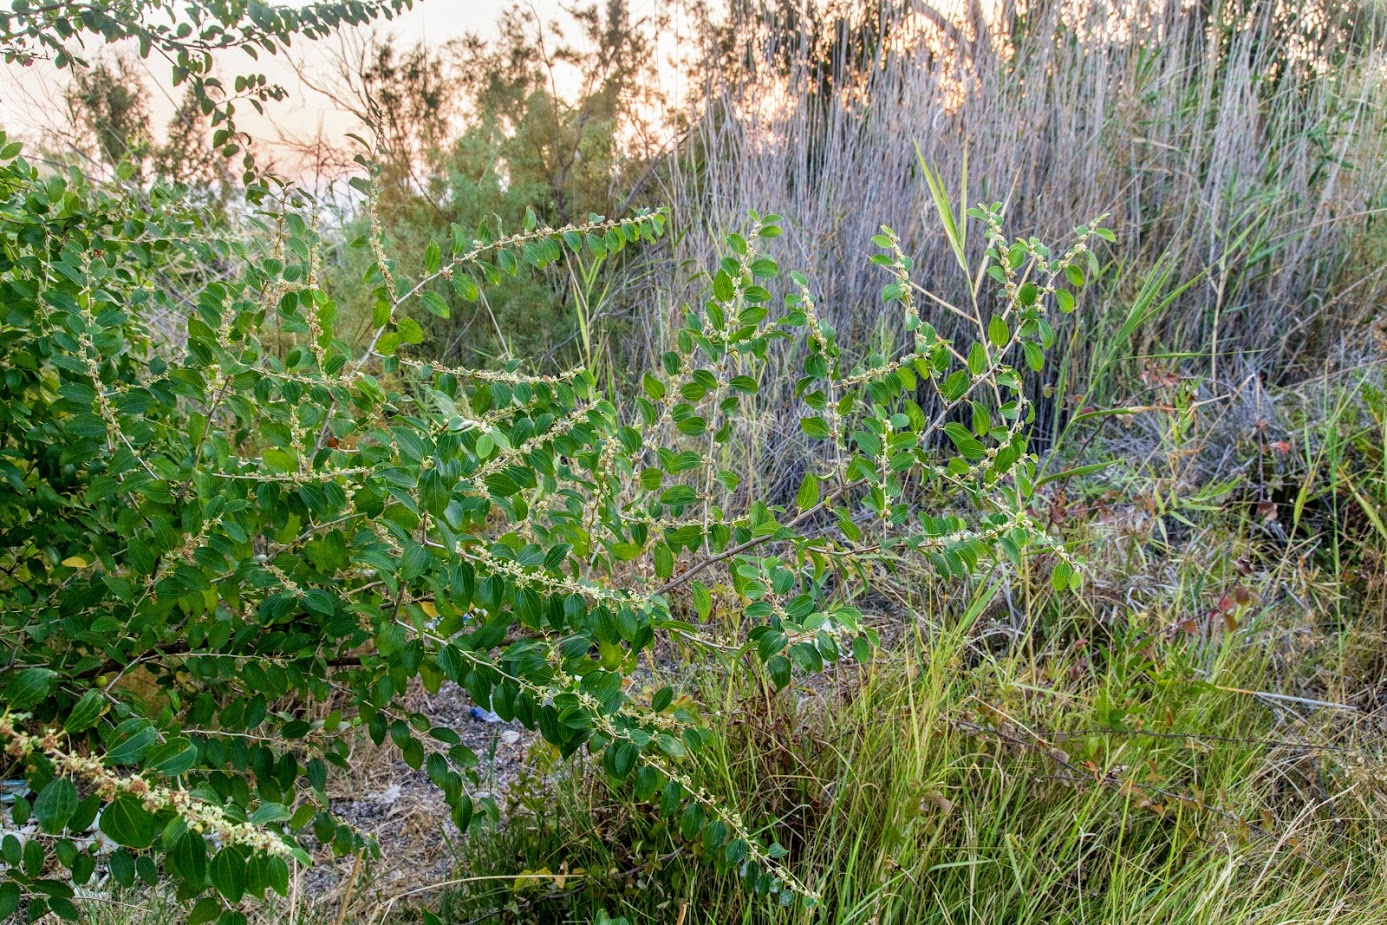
[0,0,673,170]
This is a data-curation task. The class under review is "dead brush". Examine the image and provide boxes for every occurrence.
[637,0,1387,456]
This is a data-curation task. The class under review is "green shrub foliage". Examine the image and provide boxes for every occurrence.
[0,138,1102,919]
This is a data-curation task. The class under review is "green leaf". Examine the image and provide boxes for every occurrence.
[691,582,712,620]
[50,897,80,921]
[653,543,674,579]
[659,486,698,507]
[170,827,209,886]
[988,315,1009,348]
[376,332,403,356]
[63,689,107,733]
[262,448,297,474]
[34,778,78,835]
[106,719,158,766]
[4,667,54,710]
[109,850,135,886]
[421,469,451,516]
[1022,341,1044,372]
[149,739,200,776]
[634,764,663,801]
[712,270,735,302]
[100,795,157,849]
[675,415,706,436]
[266,856,291,895]
[940,370,970,401]
[1051,561,1073,592]
[796,472,820,512]
[942,423,986,460]
[0,883,19,921]
[421,291,450,318]
[452,275,479,302]
[967,341,988,375]
[189,897,222,925]
[396,316,425,344]
[728,375,758,394]
[651,687,673,712]
[611,542,643,562]
[211,847,247,903]
[767,654,791,688]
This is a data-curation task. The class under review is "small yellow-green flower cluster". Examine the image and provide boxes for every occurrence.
[0,713,294,859]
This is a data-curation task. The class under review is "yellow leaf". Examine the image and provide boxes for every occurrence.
[419,601,438,618]
[61,556,89,569]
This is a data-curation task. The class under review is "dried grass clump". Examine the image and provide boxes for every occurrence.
[645,0,1387,429]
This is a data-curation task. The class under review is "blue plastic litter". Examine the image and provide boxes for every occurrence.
[469,706,503,723]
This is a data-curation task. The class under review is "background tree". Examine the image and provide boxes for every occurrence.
[63,55,153,179]
[61,57,235,207]
[313,1,671,372]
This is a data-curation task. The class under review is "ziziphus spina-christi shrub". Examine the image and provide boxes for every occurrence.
[0,143,1102,920]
